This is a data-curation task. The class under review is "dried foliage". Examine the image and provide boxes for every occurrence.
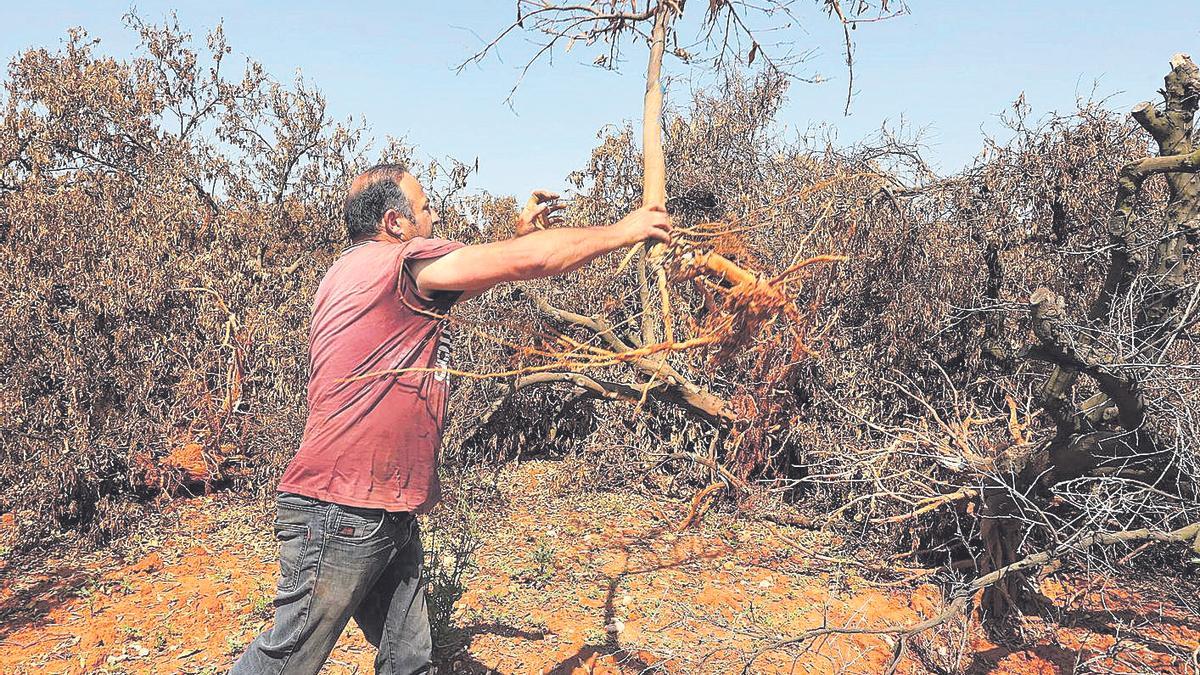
[446,57,1200,663]
[0,15,473,547]
[2,10,1198,668]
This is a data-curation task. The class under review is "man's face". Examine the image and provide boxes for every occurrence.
[398,173,439,239]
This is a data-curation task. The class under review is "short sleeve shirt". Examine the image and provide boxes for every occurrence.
[277,237,465,512]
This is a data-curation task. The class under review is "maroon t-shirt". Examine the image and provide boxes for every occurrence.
[278,237,464,512]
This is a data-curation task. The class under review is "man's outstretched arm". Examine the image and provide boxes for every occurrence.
[411,205,671,296]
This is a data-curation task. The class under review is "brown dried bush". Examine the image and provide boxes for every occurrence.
[2,14,1197,662]
[0,15,498,549]
[0,16,361,546]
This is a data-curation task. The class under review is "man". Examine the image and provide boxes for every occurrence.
[231,163,671,674]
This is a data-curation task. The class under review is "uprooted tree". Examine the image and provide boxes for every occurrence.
[448,0,903,517]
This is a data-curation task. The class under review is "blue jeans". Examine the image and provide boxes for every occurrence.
[230,492,432,674]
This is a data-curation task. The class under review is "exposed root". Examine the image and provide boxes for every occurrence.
[676,482,725,531]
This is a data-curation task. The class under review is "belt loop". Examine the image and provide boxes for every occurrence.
[323,501,336,540]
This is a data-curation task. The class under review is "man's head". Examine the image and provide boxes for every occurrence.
[343,163,441,243]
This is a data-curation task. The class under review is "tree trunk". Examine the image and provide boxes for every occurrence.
[987,53,1200,622]
[642,3,670,208]
[639,3,675,348]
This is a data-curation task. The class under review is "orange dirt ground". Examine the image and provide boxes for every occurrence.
[1,460,1196,674]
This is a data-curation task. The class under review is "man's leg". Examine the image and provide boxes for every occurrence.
[231,494,394,675]
[352,516,433,675]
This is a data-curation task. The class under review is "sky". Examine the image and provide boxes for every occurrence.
[0,2,1197,198]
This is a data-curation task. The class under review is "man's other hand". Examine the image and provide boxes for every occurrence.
[516,190,565,236]
[611,204,672,247]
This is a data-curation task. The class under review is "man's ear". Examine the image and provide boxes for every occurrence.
[382,209,410,240]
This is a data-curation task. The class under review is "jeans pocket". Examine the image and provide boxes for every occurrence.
[330,505,386,543]
[274,523,309,593]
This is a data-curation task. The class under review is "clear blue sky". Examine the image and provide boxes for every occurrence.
[1,2,1197,197]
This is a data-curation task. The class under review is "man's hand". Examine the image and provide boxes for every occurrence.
[516,190,566,237]
[609,204,672,247]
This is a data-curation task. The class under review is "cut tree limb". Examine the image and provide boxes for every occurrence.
[476,371,646,427]
[641,2,671,209]
[641,3,676,351]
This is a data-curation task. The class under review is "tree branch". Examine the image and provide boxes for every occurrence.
[1028,288,1144,430]
[525,291,736,423]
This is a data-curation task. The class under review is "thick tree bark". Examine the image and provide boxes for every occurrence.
[1134,56,1200,344]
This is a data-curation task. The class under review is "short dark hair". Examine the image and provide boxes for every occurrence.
[343,163,414,242]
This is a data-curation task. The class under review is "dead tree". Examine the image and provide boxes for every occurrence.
[742,57,1200,668]
[983,54,1200,619]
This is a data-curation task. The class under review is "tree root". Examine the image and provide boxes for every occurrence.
[676,481,725,531]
